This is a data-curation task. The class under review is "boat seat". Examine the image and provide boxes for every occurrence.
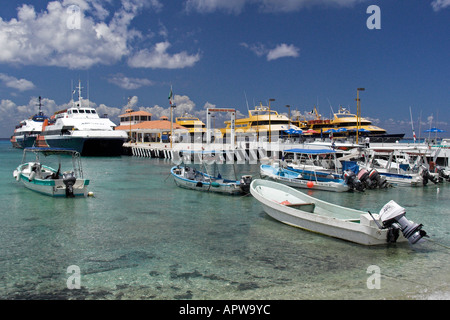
[284,202,316,213]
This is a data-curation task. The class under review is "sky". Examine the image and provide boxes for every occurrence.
[0,0,449,138]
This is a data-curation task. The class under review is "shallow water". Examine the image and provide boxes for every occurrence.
[0,141,449,300]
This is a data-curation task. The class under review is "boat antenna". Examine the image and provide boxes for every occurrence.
[327,98,334,118]
[77,79,83,108]
[409,106,416,143]
[87,76,90,107]
[37,96,42,115]
[244,91,250,113]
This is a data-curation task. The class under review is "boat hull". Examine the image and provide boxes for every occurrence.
[14,164,89,197]
[10,135,38,149]
[36,135,126,156]
[171,166,247,194]
[250,179,406,246]
[260,164,349,192]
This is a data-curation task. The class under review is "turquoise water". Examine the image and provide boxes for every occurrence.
[0,140,449,300]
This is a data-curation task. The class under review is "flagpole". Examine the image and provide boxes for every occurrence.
[169,86,174,149]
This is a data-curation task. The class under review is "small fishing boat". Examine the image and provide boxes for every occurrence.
[360,147,438,186]
[13,147,90,197]
[260,162,350,192]
[171,165,252,194]
[250,179,427,246]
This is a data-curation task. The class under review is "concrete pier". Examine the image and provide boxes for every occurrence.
[122,140,450,166]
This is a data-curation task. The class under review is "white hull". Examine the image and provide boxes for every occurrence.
[250,179,407,246]
[17,173,88,197]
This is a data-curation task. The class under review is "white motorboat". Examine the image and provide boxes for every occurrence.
[34,81,128,156]
[250,179,427,246]
[13,147,90,197]
[360,147,438,186]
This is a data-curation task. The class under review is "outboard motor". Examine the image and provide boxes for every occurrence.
[436,166,450,182]
[239,175,252,194]
[63,171,76,197]
[379,200,427,244]
[357,168,373,189]
[368,168,390,188]
[343,170,364,192]
[421,165,438,186]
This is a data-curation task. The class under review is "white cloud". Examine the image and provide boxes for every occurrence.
[0,74,35,91]
[267,43,300,60]
[241,42,300,61]
[107,73,155,89]
[0,0,159,69]
[240,42,267,57]
[431,0,450,11]
[185,0,248,14]
[185,0,365,13]
[128,41,201,69]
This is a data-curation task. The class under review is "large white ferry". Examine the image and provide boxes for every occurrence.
[10,97,49,149]
[34,81,128,156]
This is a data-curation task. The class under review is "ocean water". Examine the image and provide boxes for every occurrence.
[0,140,449,300]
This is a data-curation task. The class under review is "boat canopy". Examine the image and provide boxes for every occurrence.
[283,148,337,154]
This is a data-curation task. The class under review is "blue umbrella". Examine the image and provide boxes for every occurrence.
[424,127,445,133]
[337,128,348,132]
[324,129,337,133]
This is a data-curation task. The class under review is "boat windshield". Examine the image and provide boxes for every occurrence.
[251,110,278,116]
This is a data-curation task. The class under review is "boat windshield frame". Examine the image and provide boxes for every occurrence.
[22,147,84,178]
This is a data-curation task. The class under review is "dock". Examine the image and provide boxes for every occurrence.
[122,139,450,166]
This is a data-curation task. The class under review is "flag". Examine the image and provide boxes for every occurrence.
[413,130,416,142]
[168,86,173,105]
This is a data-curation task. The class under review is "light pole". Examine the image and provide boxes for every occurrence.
[286,105,291,130]
[356,88,365,144]
[268,98,275,142]
[286,104,291,139]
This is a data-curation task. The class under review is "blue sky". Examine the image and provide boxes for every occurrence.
[1,0,449,138]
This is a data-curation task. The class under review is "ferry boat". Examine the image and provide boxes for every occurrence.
[294,106,404,142]
[34,81,128,156]
[10,97,49,149]
[175,114,206,141]
[175,115,206,134]
[220,104,303,140]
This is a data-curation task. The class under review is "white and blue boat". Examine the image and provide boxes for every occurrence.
[171,165,252,194]
[13,147,90,197]
[34,81,128,156]
[260,162,350,192]
[10,96,49,149]
[360,147,438,187]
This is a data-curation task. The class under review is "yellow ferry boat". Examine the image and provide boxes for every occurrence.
[294,106,404,142]
[220,104,302,139]
[175,115,206,135]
